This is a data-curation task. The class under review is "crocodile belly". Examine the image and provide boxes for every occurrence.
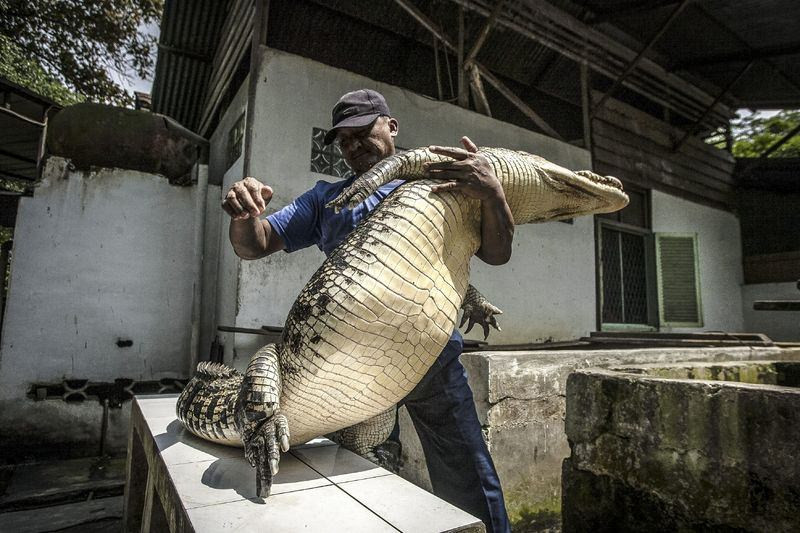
[279,183,479,444]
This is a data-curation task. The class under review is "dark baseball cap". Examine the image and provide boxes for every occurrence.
[323,89,391,145]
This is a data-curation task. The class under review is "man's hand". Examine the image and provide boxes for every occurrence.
[427,136,515,265]
[223,177,273,220]
[425,137,503,201]
[225,177,285,259]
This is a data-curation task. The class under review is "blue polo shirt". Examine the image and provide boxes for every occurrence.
[266,175,403,256]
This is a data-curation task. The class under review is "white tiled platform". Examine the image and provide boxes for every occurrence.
[123,394,484,532]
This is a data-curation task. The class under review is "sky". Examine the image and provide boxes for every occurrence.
[117,21,160,97]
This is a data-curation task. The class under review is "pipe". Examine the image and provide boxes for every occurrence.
[189,162,209,374]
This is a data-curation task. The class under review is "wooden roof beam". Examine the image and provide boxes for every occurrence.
[591,0,692,117]
[672,61,753,152]
[393,0,562,139]
[672,42,800,70]
[452,0,732,127]
[477,66,561,138]
[464,0,506,67]
[587,1,682,25]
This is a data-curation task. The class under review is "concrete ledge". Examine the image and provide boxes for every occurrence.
[563,360,800,532]
[123,395,484,532]
[395,346,796,527]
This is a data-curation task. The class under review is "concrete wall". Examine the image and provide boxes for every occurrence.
[651,190,744,332]
[742,282,800,341]
[396,345,796,528]
[207,49,596,369]
[563,363,800,532]
[0,157,197,459]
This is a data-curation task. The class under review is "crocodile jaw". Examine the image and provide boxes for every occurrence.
[518,166,629,223]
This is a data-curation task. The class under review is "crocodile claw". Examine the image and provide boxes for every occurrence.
[326,184,361,213]
[243,413,290,498]
[460,300,503,340]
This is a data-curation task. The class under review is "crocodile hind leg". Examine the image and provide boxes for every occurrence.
[235,343,290,498]
[327,408,399,471]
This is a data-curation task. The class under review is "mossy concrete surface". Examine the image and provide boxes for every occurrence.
[394,347,798,531]
[563,362,800,532]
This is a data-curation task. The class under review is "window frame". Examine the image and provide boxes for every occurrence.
[596,218,660,331]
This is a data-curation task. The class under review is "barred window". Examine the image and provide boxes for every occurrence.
[597,187,657,328]
[227,113,245,169]
[310,128,351,178]
[600,226,651,325]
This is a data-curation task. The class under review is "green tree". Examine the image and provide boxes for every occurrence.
[0,35,82,106]
[731,109,800,158]
[0,0,163,106]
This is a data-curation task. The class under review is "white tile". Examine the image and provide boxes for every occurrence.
[135,395,242,465]
[186,485,399,533]
[338,474,484,533]
[294,436,337,449]
[153,420,243,465]
[290,444,389,484]
[135,394,180,419]
[168,452,330,509]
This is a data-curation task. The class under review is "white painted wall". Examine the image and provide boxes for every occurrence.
[0,157,197,456]
[206,49,597,367]
[651,190,744,332]
[742,283,799,341]
[0,158,197,396]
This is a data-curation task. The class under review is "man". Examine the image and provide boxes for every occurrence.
[222,89,513,533]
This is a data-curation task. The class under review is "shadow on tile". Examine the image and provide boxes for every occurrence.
[155,419,241,458]
[200,454,327,500]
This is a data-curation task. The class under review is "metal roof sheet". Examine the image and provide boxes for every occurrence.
[152,0,800,136]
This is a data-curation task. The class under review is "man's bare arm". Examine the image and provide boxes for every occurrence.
[426,137,514,265]
[223,177,285,259]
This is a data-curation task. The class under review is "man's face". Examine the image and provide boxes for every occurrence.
[335,116,398,175]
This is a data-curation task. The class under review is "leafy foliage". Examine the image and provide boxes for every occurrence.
[0,0,163,106]
[731,110,800,158]
[0,35,83,106]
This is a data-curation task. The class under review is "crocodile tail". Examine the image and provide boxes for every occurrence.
[326,148,449,212]
[196,361,241,380]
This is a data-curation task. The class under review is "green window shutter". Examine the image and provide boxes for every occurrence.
[655,233,703,327]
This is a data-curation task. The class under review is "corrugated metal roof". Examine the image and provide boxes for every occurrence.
[151,0,800,137]
[579,0,800,108]
[151,0,230,131]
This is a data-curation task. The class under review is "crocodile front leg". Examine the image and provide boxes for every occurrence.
[460,284,503,340]
[236,343,290,498]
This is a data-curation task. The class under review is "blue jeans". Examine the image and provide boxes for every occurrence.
[400,334,511,533]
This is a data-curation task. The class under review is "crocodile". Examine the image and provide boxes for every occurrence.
[177,146,629,497]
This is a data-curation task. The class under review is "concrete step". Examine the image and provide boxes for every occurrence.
[0,495,122,533]
[0,455,125,511]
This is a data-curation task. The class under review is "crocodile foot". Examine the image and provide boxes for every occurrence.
[460,298,503,340]
[243,413,290,498]
[373,439,403,473]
